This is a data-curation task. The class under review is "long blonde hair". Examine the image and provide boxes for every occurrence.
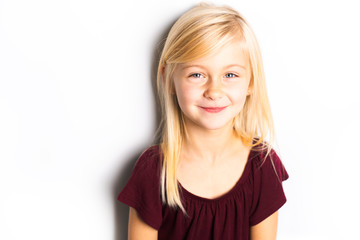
[156,3,275,214]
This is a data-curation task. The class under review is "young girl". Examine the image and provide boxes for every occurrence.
[118,3,289,240]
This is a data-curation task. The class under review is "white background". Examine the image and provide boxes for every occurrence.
[1,0,359,239]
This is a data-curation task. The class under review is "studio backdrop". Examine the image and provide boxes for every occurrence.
[0,0,359,239]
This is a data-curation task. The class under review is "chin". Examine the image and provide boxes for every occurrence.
[197,121,233,131]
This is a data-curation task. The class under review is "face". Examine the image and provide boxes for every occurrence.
[172,38,252,132]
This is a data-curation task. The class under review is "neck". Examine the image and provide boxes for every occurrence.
[182,120,244,165]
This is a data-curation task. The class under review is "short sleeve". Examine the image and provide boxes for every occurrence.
[117,146,163,230]
[249,148,289,226]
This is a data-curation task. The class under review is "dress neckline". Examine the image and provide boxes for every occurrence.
[177,147,256,203]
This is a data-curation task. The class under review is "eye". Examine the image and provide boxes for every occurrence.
[224,73,238,78]
[189,73,204,78]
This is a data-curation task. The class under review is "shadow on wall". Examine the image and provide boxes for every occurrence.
[112,16,180,240]
[112,151,142,240]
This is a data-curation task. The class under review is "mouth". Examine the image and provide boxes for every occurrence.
[199,106,227,113]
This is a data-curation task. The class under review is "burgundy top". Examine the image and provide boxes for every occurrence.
[117,144,289,239]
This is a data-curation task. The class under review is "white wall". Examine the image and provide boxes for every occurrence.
[1,0,359,239]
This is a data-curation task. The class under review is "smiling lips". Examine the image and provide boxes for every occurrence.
[200,106,227,113]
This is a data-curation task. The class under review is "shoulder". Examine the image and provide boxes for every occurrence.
[118,145,164,230]
[250,142,289,182]
[132,145,162,177]
[248,142,289,226]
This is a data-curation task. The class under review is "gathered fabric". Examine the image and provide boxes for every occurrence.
[118,144,289,240]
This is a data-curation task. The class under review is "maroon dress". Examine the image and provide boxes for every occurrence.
[117,144,289,239]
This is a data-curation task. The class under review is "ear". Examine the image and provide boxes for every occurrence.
[161,64,177,95]
[246,85,253,96]
[160,64,172,94]
[160,63,166,82]
[170,79,176,95]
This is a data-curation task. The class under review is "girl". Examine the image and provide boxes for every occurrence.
[118,3,289,240]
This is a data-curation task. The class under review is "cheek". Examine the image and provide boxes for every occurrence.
[174,83,201,107]
[227,84,249,103]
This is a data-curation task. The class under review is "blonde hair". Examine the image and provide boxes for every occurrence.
[156,3,276,214]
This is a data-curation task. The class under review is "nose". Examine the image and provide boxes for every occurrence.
[203,78,224,101]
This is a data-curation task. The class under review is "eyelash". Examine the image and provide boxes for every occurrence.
[189,73,204,78]
[225,73,238,78]
[188,73,239,78]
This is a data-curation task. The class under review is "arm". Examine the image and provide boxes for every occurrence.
[250,211,279,240]
[128,207,158,240]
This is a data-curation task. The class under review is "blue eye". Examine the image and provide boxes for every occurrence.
[225,73,237,78]
[189,73,204,78]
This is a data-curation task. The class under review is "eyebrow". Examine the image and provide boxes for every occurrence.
[181,64,247,71]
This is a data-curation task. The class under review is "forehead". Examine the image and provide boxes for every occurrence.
[179,38,249,70]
